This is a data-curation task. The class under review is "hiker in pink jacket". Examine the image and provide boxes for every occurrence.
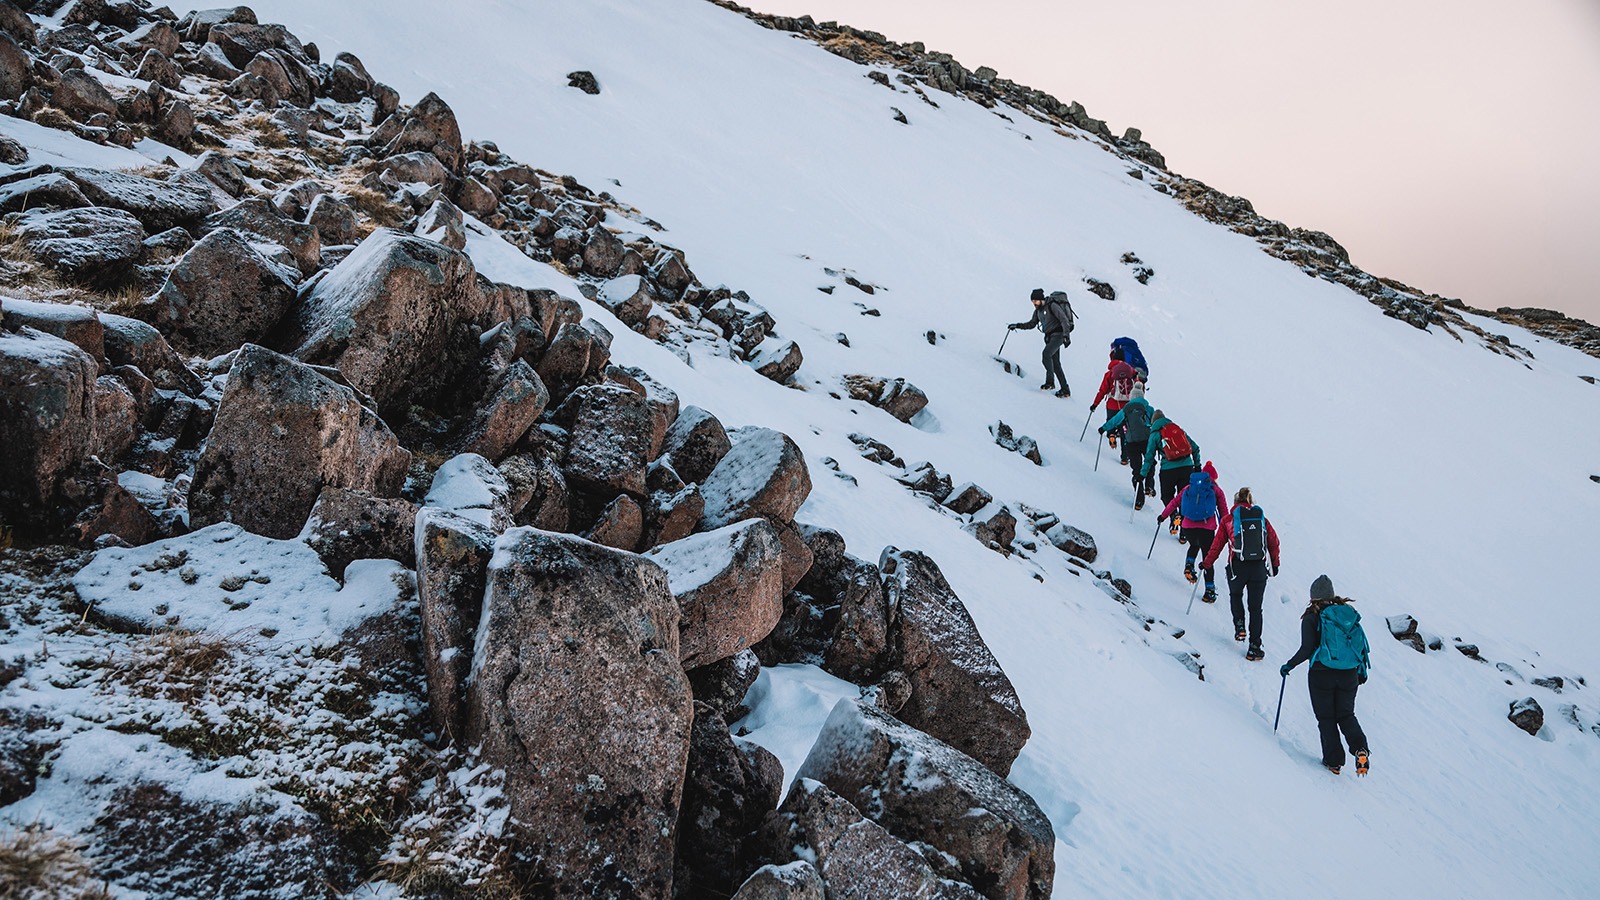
[1158,461,1227,602]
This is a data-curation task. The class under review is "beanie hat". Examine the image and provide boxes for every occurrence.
[1310,575,1336,601]
[1152,409,1165,420]
[1131,383,1145,400]
[1030,288,1045,302]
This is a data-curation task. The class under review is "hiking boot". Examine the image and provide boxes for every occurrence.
[1120,456,1130,467]
[1039,382,1055,391]
[1183,563,1197,584]
[1326,765,1342,775]
[1055,387,1071,398]
[1202,586,1217,603]
[1245,644,1264,661]
[1234,623,1247,642]
[1356,750,1370,776]
[1169,518,1180,536]
[1107,433,1118,449]
[1134,491,1145,511]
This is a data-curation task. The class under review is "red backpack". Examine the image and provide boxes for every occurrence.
[1110,362,1135,403]
[1160,422,1192,461]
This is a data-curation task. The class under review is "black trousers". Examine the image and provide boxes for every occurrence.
[1180,526,1216,584]
[1158,464,1194,505]
[1124,438,1150,489]
[1041,333,1068,388]
[1308,664,1369,768]
[1226,558,1268,643]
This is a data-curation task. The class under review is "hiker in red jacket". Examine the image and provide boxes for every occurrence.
[1158,462,1227,602]
[1202,486,1281,659]
[1089,351,1137,449]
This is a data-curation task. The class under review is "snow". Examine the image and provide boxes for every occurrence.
[0,114,157,170]
[644,520,752,595]
[22,0,1593,894]
[422,453,511,530]
[71,523,410,647]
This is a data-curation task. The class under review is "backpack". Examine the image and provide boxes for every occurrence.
[1047,293,1076,334]
[1180,472,1217,521]
[1112,337,1147,375]
[1314,604,1370,676]
[1159,422,1192,461]
[1232,506,1267,562]
[1109,362,1135,403]
[1122,401,1151,443]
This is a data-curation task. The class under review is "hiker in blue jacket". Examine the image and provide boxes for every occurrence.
[1282,575,1372,775]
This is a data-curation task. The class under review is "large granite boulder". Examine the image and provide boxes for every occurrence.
[880,548,1031,776]
[660,405,732,485]
[141,228,300,356]
[0,329,97,532]
[274,228,487,412]
[796,700,1054,900]
[414,506,496,743]
[100,313,202,394]
[13,206,145,284]
[201,196,321,276]
[379,91,463,172]
[561,383,652,498]
[59,167,216,232]
[700,426,812,529]
[455,359,547,462]
[189,345,411,539]
[298,487,418,578]
[646,519,786,668]
[465,528,692,897]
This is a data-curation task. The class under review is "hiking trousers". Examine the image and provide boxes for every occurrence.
[1226,559,1268,644]
[1124,438,1151,490]
[1180,526,1216,584]
[1158,464,1194,506]
[1308,664,1369,768]
[1041,333,1069,389]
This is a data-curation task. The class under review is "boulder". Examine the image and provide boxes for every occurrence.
[206,22,306,70]
[306,193,357,246]
[189,345,411,539]
[676,703,784,898]
[201,196,321,276]
[646,519,786,668]
[880,548,1030,776]
[597,273,654,327]
[0,173,89,214]
[821,557,895,683]
[381,150,450,187]
[181,7,258,42]
[115,21,180,57]
[455,359,548,462]
[90,375,137,462]
[0,329,97,532]
[567,70,600,94]
[607,364,679,457]
[700,426,812,529]
[731,862,825,900]
[275,228,487,411]
[13,206,144,284]
[688,649,761,721]
[414,506,496,743]
[1509,697,1544,736]
[661,405,732,485]
[298,487,418,578]
[246,47,314,107]
[1042,521,1096,562]
[897,462,953,501]
[773,518,815,595]
[584,493,643,551]
[325,51,373,102]
[454,175,496,217]
[155,99,197,149]
[380,91,463,172]
[0,32,27,102]
[496,452,568,532]
[272,179,327,221]
[582,225,626,278]
[190,41,243,80]
[0,297,103,360]
[944,482,992,515]
[99,312,202,394]
[466,528,692,897]
[562,383,652,498]
[753,339,803,383]
[796,700,1054,900]
[1386,614,1426,653]
[134,48,183,89]
[422,452,513,533]
[844,375,928,422]
[970,507,1017,554]
[141,228,300,356]
[643,483,703,549]
[414,197,466,250]
[59,167,215,232]
[991,422,1042,465]
[0,3,33,45]
[190,151,248,198]
[758,778,982,900]
[536,318,610,399]
[53,68,117,121]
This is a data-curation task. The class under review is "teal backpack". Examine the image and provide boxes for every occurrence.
[1313,603,1370,677]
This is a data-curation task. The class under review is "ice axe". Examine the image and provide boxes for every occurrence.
[997,328,1012,356]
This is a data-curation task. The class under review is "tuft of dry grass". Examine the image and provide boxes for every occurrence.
[0,824,112,900]
[106,630,244,704]
[340,184,406,231]
[28,108,74,133]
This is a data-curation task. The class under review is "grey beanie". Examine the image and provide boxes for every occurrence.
[1310,575,1336,601]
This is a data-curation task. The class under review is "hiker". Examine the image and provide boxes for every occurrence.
[1099,382,1155,506]
[1089,352,1137,449]
[1201,486,1280,660]
[1141,410,1201,527]
[1156,462,1227,602]
[1008,288,1075,397]
[1110,336,1148,382]
[1282,575,1372,775]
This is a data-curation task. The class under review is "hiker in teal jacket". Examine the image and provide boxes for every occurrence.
[1141,410,1201,519]
[1100,384,1155,505]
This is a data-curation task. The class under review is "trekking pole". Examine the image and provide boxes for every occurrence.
[1186,579,1199,615]
[997,329,1011,356]
[1146,519,1161,559]
[1273,673,1288,732]
[1078,409,1094,442]
[1093,434,1103,471]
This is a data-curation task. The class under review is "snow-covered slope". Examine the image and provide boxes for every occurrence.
[243,1,1600,895]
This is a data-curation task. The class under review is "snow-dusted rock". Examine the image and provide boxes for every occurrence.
[189,345,411,539]
[0,31,30,101]
[970,506,1018,555]
[753,338,803,383]
[584,493,643,550]
[661,405,732,485]
[688,648,761,721]
[583,225,626,278]
[647,519,786,668]
[306,193,357,246]
[414,196,466,249]
[0,328,97,531]
[58,167,216,232]
[561,383,653,498]
[455,359,548,462]
[731,861,825,900]
[880,548,1031,775]
[844,374,929,423]
[202,196,321,276]
[608,364,680,457]
[1509,697,1544,736]
[379,91,464,172]
[677,702,784,897]
[0,172,88,214]
[53,68,117,121]
[299,486,418,578]
[275,228,487,410]
[596,274,655,328]
[466,527,691,897]
[537,318,611,399]
[247,48,316,107]
[1,296,103,360]
[141,228,301,356]
[73,522,411,646]
[100,312,202,394]
[423,453,513,533]
[326,50,374,102]
[796,700,1054,900]
[414,506,496,742]
[644,482,704,549]
[207,21,307,69]
[700,426,812,529]
[13,206,145,283]
[944,482,993,515]
[495,451,569,531]
[135,48,183,89]
[990,421,1042,465]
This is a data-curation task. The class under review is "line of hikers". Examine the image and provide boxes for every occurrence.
[1010,289,1373,775]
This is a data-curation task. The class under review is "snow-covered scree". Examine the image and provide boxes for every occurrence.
[1,0,1598,897]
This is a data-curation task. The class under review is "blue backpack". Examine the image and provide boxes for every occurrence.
[1314,604,1371,676]
[1179,472,1216,522]
[1111,337,1148,376]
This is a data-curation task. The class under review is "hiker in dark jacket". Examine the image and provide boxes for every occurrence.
[1141,411,1201,524]
[1009,288,1074,397]
[1157,461,1226,601]
[1100,382,1155,504]
[1202,487,1280,659]
[1282,575,1372,775]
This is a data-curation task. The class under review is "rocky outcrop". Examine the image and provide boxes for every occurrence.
[299,487,417,578]
[377,91,464,172]
[466,528,692,897]
[647,519,786,668]
[844,374,928,422]
[0,329,97,533]
[141,228,300,356]
[561,383,652,498]
[189,345,411,539]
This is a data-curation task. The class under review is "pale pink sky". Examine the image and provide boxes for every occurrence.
[745,0,1600,322]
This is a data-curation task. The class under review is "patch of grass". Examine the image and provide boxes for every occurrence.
[340,184,406,231]
[106,630,244,704]
[28,107,74,133]
[0,824,112,900]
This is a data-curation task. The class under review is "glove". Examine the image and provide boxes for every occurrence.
[1156,514,1166,524]
[1270,564,1279,577]
[1280,664,1292,677]
[1008,323,1021,331]
[1089,403,1098,412]
[1359,674,1368,685]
